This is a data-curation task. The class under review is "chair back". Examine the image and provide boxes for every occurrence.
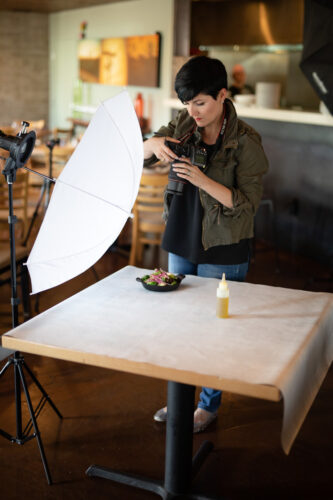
[129,173,168,266]
[53,126,74,144]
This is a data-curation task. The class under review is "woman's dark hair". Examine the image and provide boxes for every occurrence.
[175,56,228,103]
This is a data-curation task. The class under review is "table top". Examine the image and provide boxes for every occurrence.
[2,266,332,452]
[31,144,75,163]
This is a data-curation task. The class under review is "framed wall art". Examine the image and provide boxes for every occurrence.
[78,33,161,87]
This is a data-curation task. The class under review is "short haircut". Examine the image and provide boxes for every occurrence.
[175,56,228,103]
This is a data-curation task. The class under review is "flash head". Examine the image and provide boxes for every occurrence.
[0,126,36,169]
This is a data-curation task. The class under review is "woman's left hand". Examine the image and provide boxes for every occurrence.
[172,157,234,208]
[171,158,206,189]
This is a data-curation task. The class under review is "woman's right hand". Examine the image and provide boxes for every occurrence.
[143,136,180,162]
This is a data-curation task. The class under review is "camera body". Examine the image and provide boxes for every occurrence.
[165,140,207,195]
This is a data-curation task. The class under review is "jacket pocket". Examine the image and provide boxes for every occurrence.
[209,160,236,189]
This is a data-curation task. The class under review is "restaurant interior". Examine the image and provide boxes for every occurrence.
[0,1,332,499]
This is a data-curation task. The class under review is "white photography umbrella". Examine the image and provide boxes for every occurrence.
[27,90,143,294]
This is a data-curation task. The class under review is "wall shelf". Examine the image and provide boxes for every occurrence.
[164,99,333,127]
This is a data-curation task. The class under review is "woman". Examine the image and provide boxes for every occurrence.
[143,56,268,432]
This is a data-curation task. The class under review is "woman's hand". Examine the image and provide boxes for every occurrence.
[143,136,180,162]
[171,158,206,189]
[172,158,234,208]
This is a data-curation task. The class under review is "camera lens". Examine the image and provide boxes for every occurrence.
[166,161,187,195]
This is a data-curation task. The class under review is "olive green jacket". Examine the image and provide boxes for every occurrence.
[144,99,269,249]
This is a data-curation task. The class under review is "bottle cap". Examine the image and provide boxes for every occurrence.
[217,273,229,297]
[219,273,228,290]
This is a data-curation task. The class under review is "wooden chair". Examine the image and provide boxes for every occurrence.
[8,120,48,141]
[129,173,168,266]
[29,143,74,193]
[0,125,16,135]
[29,119,45,131]
[53,126,74,144]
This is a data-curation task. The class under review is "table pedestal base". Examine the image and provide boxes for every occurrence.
[86,382,225,499]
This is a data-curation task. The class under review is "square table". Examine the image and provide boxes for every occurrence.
[1,266,332,498]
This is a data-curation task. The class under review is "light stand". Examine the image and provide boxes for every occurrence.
[23,137,59,247]
[0,122,62,485]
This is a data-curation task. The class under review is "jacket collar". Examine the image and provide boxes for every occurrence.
[223,98,239,149]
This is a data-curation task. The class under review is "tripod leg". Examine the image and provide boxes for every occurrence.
[23,360,63,419]
[23,180,46,247]
[34,293,40,315]
[91,265,99,282]
[44,179,51,211]
[14,359,23,440]
[0,357,13,377]
[19,262,31,321]
[17,363,52,485]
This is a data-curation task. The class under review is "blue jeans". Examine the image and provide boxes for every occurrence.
[168,253,249,413]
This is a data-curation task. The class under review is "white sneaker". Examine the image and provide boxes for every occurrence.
[153,406,217,433]
[193,408,217,433]
[153,406,167,422]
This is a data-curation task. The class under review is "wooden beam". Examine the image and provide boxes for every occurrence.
[173,0,191,56]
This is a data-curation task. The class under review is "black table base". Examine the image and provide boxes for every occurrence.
[86,381,226,499]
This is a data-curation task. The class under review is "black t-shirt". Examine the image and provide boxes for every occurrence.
[162,142,249,265]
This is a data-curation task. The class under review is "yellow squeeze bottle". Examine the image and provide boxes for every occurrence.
[216,273,229,318]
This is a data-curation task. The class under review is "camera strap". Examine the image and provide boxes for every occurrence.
[176,124,197,145]
[216,105,227,141]
[219,110,227,139]
[207,105,227,161]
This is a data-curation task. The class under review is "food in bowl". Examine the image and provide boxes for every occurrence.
[141,268,179,286]
[136,268,185,292]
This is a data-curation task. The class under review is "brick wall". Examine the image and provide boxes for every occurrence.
[0,11,48,127]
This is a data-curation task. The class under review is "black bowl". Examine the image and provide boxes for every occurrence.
[136,274,185,292]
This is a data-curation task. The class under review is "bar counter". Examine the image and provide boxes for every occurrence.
[164,98,333,127]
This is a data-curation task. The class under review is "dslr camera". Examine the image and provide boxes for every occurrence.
[165,139,207,195]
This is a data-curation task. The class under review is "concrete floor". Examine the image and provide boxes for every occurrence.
[0,244,332,499]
